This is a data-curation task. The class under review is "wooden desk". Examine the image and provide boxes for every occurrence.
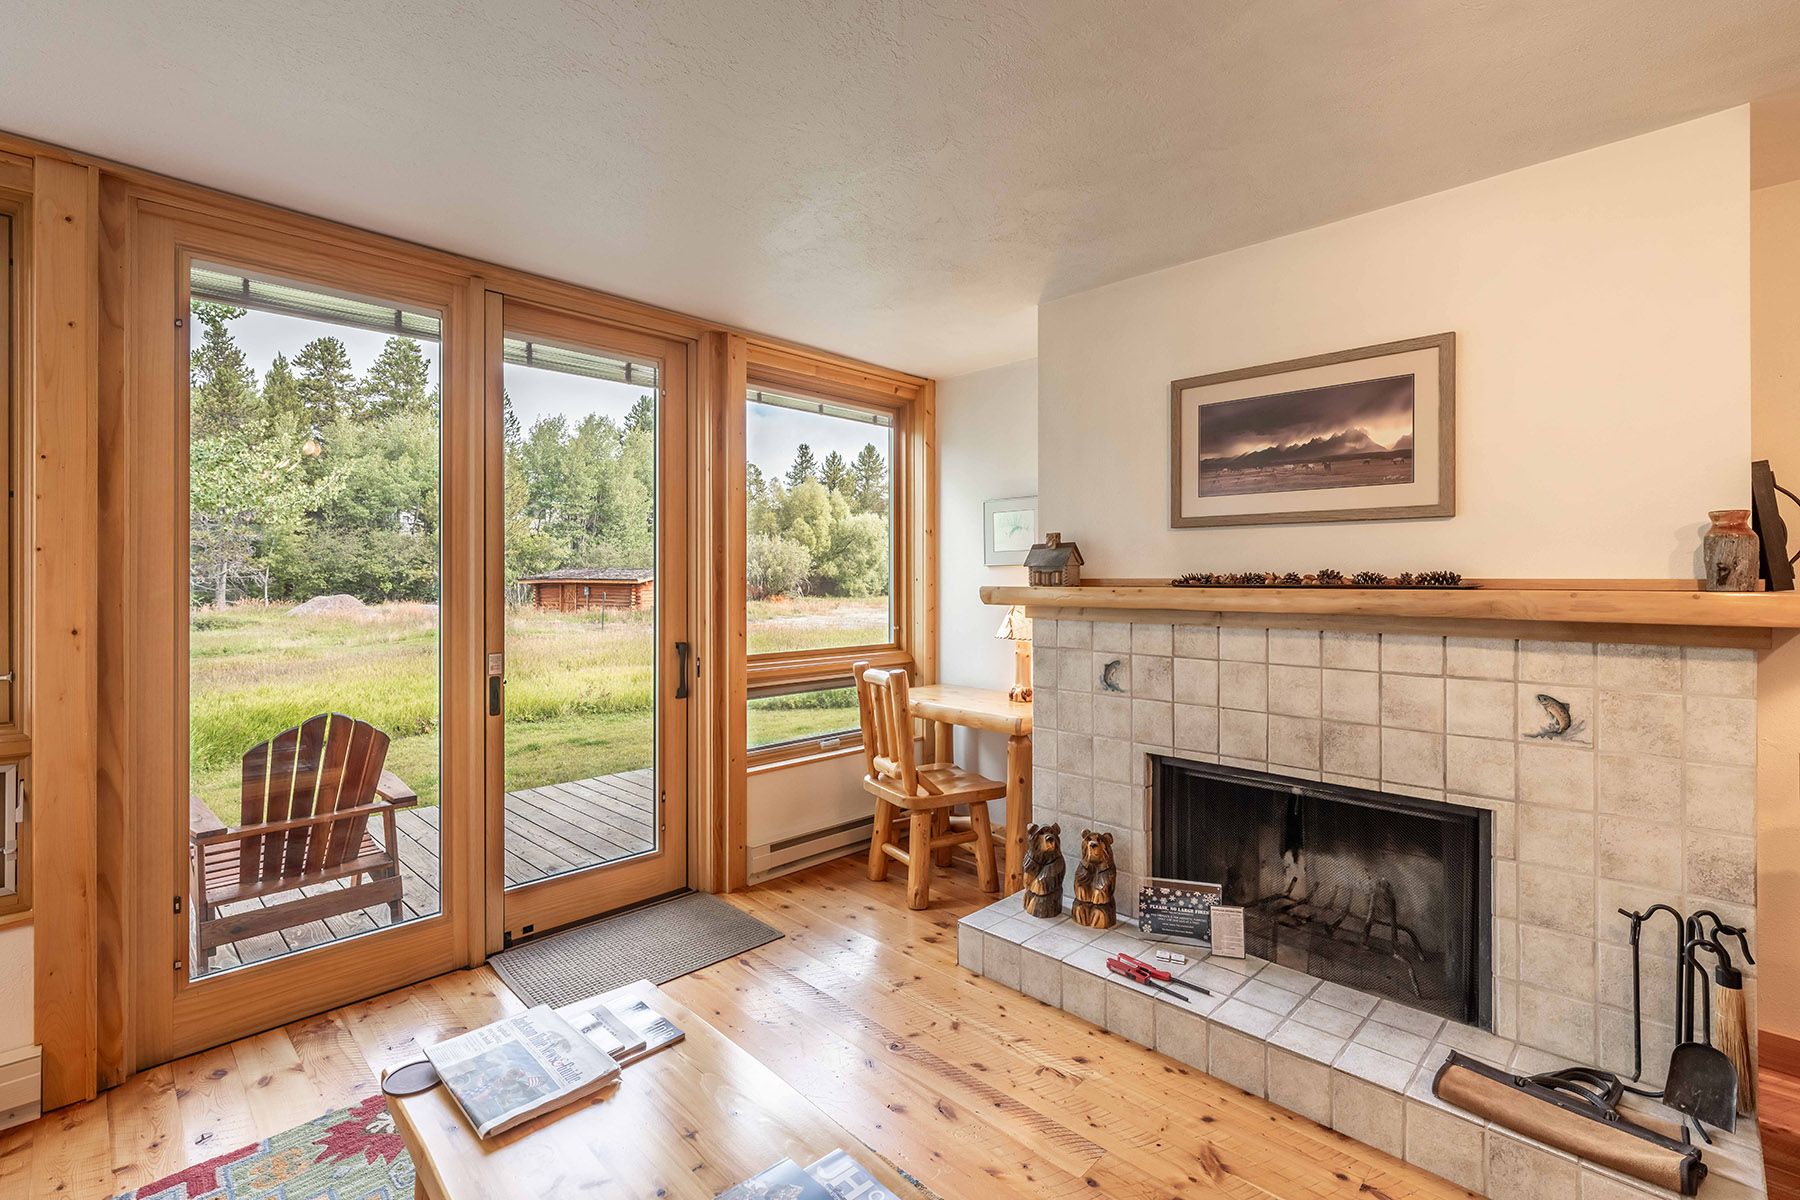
[388,980,919,1199]
[905,683,1034,893]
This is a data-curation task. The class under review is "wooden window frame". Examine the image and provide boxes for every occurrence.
[740,354,934,767]
[0,198,29,922]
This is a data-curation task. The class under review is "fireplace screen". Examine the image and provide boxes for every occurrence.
[1151,758,1491,1028]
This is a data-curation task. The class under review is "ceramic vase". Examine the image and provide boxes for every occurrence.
[1703,509,1760,592]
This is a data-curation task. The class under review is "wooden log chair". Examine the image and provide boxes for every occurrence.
[854,660,1001,909]
[189,711,419,973]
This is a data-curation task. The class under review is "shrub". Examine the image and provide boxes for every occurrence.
[748,533,812,599]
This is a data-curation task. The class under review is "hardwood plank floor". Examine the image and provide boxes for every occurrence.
[1762,1061,1800,1199]
[8,854,1478,1199]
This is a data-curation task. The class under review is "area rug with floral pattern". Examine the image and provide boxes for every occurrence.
[109,1093,415,1199]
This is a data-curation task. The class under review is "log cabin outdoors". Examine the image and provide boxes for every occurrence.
[6,6,1800,1200]
[518,567,656,612]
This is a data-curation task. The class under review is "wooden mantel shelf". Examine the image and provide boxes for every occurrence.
[978,584,1800,649]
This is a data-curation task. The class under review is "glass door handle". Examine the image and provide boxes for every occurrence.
[674,642,690,700]
[489,675,503,716]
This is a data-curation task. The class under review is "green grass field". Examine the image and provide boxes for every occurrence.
[190,596,882,821]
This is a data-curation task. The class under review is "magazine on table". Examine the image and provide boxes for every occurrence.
[557,994,686,1065]
[424,1006,621,1139]
[717,1149,904,1200]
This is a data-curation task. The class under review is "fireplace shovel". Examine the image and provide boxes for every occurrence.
[1661,937,1739,1140]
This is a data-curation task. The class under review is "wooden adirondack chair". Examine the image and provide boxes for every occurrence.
[189,712,419,973]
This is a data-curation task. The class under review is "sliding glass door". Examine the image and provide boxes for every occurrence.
[487,300,689,943]
[131,214,480,1064]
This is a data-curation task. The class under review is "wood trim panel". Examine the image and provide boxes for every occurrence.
[688,331,731,894]
[93,171,132,1087]
[0,152,33,195]
[721,335,750,893]
[480,289,506,954]
[984,584,1800,632]
[1761,1027,1800,1078]
[31,156,101,1109]
[908,380,938,684]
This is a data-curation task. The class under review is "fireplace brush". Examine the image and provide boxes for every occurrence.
[1689,913,1755,1117]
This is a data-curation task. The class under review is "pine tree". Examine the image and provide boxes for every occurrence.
[624,394,655,436]
[261,351,302,425]
[294,336,357,427]
[189,303,260,438]
[785,443,818,488]
[502,389,521,447]
[820,450,850,495]
[361,336,432,419]
[851,443,888,513]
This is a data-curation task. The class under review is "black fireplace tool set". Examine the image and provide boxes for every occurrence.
[1615,904,1754,1142]
[1430,905,1754,1195]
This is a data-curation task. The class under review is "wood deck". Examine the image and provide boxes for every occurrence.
[200,768,657,974]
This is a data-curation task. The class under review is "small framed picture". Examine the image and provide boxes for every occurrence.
[983,495,1038,566]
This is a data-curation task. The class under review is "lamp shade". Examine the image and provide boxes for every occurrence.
[994,605,1032,642]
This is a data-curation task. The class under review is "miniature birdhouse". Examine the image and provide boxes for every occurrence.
[1025,532,1084,587]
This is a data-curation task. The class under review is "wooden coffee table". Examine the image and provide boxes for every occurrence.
[387,979,922,1199]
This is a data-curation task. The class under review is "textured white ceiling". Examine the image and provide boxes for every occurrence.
[6,2,1800,377]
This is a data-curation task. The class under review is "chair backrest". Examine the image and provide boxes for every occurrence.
[854,660,918,799]
[239,711,391,882]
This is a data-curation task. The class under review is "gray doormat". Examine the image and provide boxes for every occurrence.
[488,892,782,1007]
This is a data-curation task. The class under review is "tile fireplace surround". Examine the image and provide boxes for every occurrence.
[957,617,1767,1198]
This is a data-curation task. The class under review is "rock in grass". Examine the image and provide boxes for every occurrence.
[287,594,368,617]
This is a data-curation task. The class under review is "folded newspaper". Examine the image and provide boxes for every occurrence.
[557,994,685,1066]
[424,1006,622,1138]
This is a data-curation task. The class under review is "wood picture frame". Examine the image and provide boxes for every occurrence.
[1170,333,1455,528]
[983,495,1037,566]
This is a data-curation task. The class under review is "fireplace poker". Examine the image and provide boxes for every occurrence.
[1616,903,1684,1092]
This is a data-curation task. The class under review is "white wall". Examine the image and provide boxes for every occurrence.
[1038,109,1751,580]
[937,359,1039,793]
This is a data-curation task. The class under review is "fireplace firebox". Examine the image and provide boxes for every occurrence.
[1150,757,1491,1028]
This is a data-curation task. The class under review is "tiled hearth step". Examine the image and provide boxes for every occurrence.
[958,897,1767,1199]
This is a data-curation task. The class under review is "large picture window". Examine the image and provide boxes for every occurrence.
[744,382,914,756]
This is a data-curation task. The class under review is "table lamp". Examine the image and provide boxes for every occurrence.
[994,605,1034,702]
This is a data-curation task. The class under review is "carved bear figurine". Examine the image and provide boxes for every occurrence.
[1020,823,1065,918]
[1071,829,1117,930]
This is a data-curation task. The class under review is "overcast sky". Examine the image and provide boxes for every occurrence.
[214,308,888,479]
[1199,374,1414,458]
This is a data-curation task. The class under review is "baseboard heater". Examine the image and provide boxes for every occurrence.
[749,817,874,883]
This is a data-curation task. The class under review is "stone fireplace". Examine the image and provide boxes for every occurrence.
[957,612,1767,1197]
[1150,758,1492,1028]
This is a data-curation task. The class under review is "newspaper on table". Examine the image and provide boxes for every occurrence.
[424,1005,621,1138]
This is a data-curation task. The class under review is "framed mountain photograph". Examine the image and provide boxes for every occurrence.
[1170,333,1455,527]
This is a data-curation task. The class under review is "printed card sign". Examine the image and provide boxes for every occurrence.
[1137,878,1223,944]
